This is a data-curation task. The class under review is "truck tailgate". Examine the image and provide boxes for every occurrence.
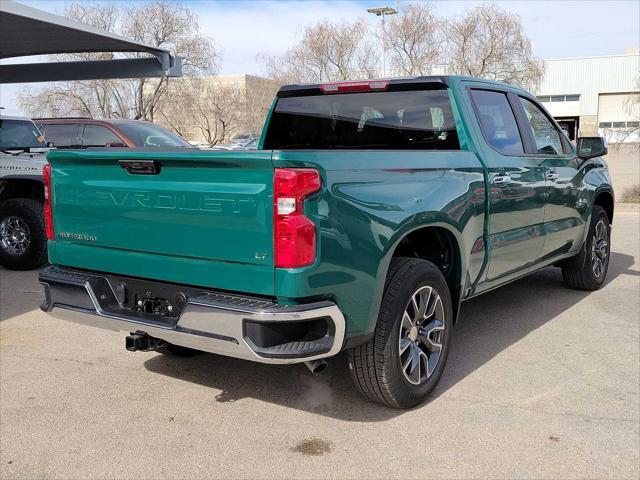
[46,149,275,296]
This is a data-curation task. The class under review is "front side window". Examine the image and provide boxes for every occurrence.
[83,124,122,147]
[264,89,460,150]
[519,97,563,155]
[0,120,46,149]
[470,90,524,155]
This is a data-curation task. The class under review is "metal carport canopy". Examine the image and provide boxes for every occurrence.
[0,0,182,84]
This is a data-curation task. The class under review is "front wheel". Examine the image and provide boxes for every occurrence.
[348,258,453,409]
[561,205,611,291]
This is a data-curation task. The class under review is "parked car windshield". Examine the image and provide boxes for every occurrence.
[116,122,190,147]
[263,89,460,150]
[0,119,47,149]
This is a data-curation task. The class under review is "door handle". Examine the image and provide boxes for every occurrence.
[546,171,559,181]
[119,159,162,175]
[492,173,511,187]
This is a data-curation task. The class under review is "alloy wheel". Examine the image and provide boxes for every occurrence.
[0,216,31,256]
[398,285,446,385]
[591,219,609,278]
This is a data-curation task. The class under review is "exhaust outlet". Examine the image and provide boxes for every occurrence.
[304,359,328,375]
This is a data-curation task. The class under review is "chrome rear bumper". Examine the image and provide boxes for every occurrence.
[39,267,345,364]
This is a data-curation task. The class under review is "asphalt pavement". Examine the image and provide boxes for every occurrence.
[1,213,638,479]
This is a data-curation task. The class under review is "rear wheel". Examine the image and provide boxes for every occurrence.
[561,205,611,291]
[348,258,453,409]
[0,198,48,270]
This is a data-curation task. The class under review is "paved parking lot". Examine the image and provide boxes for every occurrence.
[1,214,638,479]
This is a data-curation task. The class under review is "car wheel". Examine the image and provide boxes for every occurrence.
[561,205,611,291]
[0,198,48,271]
[348,257,453,409]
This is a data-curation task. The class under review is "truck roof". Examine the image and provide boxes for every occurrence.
[277,75,530,97]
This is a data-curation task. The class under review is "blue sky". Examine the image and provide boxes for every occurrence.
[1,0,639,115]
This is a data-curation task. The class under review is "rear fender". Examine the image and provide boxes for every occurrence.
[372,218,467,328]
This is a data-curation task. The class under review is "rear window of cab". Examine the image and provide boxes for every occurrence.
[264,89,460,150]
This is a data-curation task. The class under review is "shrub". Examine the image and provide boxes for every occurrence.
[620,184,640,203]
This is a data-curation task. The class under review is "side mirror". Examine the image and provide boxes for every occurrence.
[577,136,607,160]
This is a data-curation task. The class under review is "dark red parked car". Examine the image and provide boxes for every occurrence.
[35,118,190,149]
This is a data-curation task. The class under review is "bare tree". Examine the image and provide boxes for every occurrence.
[620,75,640,139]
[260,19,379,83]
[445,5,544,89]
[120,1,217,120]
[157,78,245,145]
[18,1,218,121]
[382,4,443,76]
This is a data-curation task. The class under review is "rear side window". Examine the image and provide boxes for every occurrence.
[41,124,80,148]
[519,97,564,155]
[264,89,460,150]
[83,124,122,147]
[470,90,524,155]
[115,122,189,147]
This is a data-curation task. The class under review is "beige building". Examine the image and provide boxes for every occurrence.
[211,74,281,136]
[159,74,280,145]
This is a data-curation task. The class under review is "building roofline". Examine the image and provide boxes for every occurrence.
[543,53,640,62]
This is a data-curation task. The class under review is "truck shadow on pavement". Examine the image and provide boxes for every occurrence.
[144,252,636,421]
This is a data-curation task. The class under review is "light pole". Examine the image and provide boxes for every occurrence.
[367,6,397,78]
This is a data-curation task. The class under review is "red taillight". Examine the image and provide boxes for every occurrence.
[274,168,321,268]
[43,163,54,241]
[320,79,389,94]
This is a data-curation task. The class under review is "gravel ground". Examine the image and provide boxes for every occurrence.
[1,213,638,479]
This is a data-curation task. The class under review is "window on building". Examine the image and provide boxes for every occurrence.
[627,121,640,128]
[612,122,627,128]
[599,122,612,128]
[538,94,580,102]
[519,97,563,155]
[470,90,524,155]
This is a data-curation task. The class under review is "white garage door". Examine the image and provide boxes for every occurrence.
[598,93,640,143]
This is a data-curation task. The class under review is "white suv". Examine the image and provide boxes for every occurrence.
[0,116,53,270]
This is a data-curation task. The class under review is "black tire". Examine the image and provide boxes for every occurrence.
[156,342,202,357]
[0,198,48,271]
[348,258,453,409]
[561,205,611,291]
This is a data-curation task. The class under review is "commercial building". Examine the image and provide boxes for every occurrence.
[535,50,640,143]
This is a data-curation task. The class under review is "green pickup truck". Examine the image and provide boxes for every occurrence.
[39,76,614,408]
